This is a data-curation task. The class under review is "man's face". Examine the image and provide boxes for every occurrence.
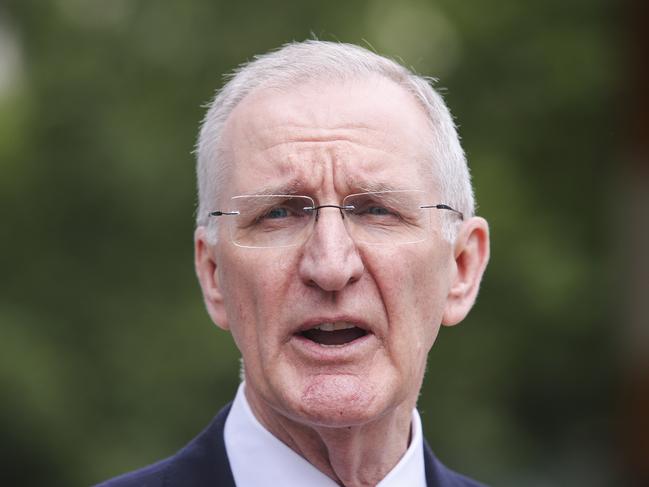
[200,77,460,427]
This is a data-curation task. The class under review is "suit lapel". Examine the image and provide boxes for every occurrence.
[423,439,486,486]
[423,438,443,486]
[164,403,236,486]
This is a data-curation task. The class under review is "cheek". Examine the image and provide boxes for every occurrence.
[220,251,297,349]
[250,256,298,317]
[370,246,450,351]
[412,257,451,344]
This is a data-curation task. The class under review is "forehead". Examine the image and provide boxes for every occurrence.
[219,76,435,196]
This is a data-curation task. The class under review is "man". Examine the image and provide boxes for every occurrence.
[99,40,490,486]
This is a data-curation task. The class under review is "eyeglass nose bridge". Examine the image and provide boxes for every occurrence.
[303,204,355,222]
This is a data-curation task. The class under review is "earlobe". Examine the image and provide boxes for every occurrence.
[194,227,230,331]
[442,217,490,327]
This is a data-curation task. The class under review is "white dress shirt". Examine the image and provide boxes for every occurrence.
[224,382,426,487]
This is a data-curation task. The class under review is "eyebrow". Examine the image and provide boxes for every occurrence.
[357,181,406,193]
[242,180,304,197]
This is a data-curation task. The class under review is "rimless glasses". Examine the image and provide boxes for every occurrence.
[209,190,463,249]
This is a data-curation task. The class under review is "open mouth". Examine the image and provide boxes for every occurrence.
[299,322,368,347]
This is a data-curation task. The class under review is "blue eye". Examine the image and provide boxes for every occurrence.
[366,206,390,216]
[265,207,290,219]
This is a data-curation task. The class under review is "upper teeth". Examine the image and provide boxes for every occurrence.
[314,322,356,332]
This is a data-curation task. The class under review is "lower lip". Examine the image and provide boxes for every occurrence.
[290,332,375,362]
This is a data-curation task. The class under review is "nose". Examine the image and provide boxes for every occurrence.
[298,207,364,292]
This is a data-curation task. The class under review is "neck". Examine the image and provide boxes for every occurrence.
[245,385,414,487]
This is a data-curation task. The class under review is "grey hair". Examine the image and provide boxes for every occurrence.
[195,40,475,242]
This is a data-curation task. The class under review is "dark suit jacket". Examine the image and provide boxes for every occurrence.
[96,404,486,487]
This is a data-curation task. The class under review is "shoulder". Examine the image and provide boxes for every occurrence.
[93,403,234,487]
[94,459,168,487]
[435,465,488,487]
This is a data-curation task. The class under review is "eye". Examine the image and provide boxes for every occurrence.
[351,199,397,217]
[264,207,290,219]
[364,206,391,216]
[257,199,309,221]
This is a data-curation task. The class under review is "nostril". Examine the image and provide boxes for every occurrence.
[306,274,358,289]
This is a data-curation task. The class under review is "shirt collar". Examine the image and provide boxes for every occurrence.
[224,382,426,487]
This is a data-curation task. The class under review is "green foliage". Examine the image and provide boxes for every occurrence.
[1,0,620,485]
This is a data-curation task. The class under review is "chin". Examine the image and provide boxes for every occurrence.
[289,373,395,428]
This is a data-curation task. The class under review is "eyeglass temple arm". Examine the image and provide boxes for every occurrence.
[209,211,240,217]
[420,204,464,221]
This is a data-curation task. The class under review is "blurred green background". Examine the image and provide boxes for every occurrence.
[1,0,640,485]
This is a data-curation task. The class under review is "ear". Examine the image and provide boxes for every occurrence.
[194,226,230,330]
[442,216,490,326]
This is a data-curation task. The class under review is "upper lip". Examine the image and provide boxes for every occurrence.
[294,316,372,335]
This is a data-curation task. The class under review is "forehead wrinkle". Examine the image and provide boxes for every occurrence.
[235,142,432,199]
[339,153,434,193]
[250,125,396,153]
